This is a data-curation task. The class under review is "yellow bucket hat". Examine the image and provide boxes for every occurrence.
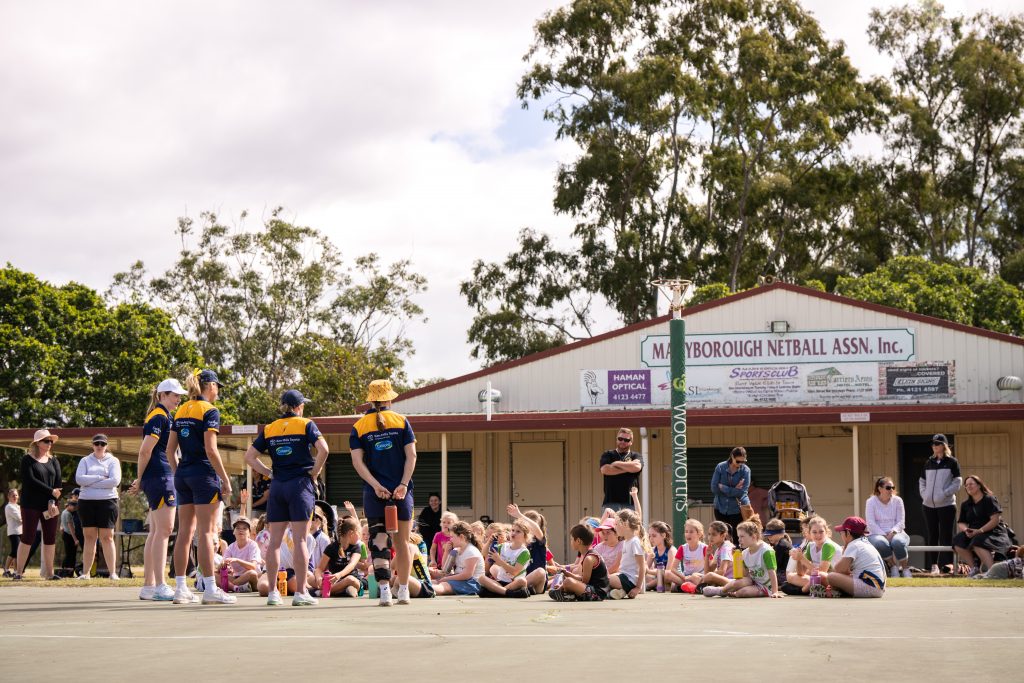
[366,379,399,402]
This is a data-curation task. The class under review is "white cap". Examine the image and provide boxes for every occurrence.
[157,378,188,394]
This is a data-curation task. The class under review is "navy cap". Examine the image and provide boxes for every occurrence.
[281,389,310,408]
[198,369,223,387]
[932,434,948,445]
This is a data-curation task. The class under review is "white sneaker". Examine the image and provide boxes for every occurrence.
[889,565,900,578]
[292,592,318,606]
[267,590,283,606]
[201,587,237,605]
[396,585,410,604]
[609,588,627,600]
[173,587,199,604]
[153,584,175,601]
[139,585,156,601]
[901,568,913,579]
[702,586,724,597]
[109,573,120,581]
[77,573,91,580]
[378,584,393,606]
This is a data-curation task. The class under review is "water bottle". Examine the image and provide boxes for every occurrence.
[442,548,458,574]
[367,573,379,599]
[809,562,822,598]
[276,570,287,596]
[732,548,744,579]
[321,572,332,598]
[656,567,665,593]
[219,566,230,592]
[384,500,398,534]
[550,572,564,590]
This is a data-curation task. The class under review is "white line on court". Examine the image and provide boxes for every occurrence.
[2,633,1023,641]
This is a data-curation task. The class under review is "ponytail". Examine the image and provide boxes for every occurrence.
[185,370,203,400]
[145,386,160,418]
[373,401,386,430]
[451,521,482,552]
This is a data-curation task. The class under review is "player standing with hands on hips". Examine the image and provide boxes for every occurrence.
[244,389,328,606]
[350,380,418,606]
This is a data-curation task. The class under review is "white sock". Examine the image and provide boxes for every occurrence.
[175,576,186,590]
[204,575,216,593]
[399,584,408,592]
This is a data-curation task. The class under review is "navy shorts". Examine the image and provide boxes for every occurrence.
[141,476,176,510]
[362,488,414,522]
[174,470,221,506]
[267,476,316,523]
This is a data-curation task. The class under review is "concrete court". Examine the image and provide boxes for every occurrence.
[0,586,1020,682]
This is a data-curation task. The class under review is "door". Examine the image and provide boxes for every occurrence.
[511,441,567,562]
[957,434,1012,523]
[799,437,853,525]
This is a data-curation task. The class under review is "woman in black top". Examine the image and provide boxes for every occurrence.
[16,430,64,580]
[952,475,1011,573]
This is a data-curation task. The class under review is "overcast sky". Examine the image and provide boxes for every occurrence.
[1,1,1019,384]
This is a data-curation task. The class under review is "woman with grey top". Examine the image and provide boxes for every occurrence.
[918,434,961,573]
[76,434,122,579]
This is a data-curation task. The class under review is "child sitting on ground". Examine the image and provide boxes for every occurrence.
[609,509,646,599]
[429,511,459,576]
[508,504,550,594]
[479,519,532,598]
[549,524,610,602]
[645,521,675,592]
[698,520,734,590]
[704,516,782,598]
[433,521,484,596]
[316,517,365,597]
[787,515,840,594]
[256,527,316,597]
[764,518,793,595]
[592,518,622,574]
[222,517,261,592]
[972,546,1024,579]
[397,531,435,598]
[668,519,707,591]
[483,522,508,576]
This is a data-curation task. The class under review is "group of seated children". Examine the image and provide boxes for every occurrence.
[207,496,891,603]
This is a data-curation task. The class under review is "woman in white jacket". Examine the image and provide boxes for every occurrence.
[76,434,122,580]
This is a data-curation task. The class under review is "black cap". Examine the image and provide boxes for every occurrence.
[932,434,948,445]
[92,434,108,445]
[198,369,224,387]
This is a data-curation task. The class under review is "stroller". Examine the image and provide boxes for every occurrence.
[768,480,814,536]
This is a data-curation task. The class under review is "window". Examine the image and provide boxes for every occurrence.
[325,451,473,509]
[685,447,779,505]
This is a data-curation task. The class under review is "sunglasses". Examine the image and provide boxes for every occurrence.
[617,437,632,443]
[41,439,54,445]
[882,485,895,490]
[93,442,107,448]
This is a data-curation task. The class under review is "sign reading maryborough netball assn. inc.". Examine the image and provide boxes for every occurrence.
[640,328,916,367]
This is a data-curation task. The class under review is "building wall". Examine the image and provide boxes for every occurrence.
[396,288,1024,414]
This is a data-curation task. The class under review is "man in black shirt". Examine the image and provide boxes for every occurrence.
[599,428,643,511]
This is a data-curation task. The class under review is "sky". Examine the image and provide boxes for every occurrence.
[1,1,1020,384]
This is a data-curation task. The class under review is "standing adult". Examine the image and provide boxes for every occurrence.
[245,389,329,606]
[416,493,442,556]
[167,369,235,605]
[76,434,122,580]
[350,379,418,606]
[711,446,751,545]
[130,378,188,601]
[952,475,1012,573]
[599,428,643,512]
[4,489,21,577]
[865,476,911,578]
[918,434,961,573]
[15,430,63,580]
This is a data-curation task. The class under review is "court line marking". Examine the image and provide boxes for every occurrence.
[2,633,1023,641]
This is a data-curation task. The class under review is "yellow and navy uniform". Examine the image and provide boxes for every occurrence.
[172,399,220,476]
[252,415,323,482]
[349,409,416,492]
[141,405,172,481]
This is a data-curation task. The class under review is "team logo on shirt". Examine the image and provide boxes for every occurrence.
[277,446,293,456]
[181,427,191,437]
[374,439,393,451]
[152,427,162,436]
